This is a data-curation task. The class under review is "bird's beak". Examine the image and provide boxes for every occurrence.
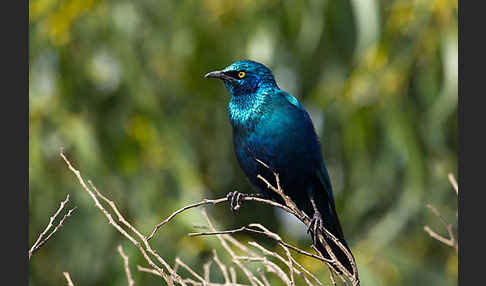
[204,70,233,81]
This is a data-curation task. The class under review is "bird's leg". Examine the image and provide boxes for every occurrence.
[307,194,324,244]
[226,191,264,214]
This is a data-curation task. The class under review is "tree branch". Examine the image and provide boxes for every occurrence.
[60,151,179,285]
[61,150,359,285]
[63,272,75,286]
[424,173,458,253]
[29,194,76,260]
[118,245,135,286]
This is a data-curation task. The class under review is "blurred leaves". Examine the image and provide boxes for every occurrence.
[29,0,457,285]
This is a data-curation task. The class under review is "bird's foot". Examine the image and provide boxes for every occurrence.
[307,211,324,244]
[226,191,264,214]
[226,191,247,214]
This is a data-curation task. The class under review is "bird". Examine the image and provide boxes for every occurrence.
[205,59,354,274]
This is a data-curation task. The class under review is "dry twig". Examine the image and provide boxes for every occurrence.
[118,245,135,286]
[424,173,459,253]
[29,194,76,260]
[148,196,292,241]
[61,150,359,286]
[253,160,359,285]
[60,151,180,285]
[63,272,75,286]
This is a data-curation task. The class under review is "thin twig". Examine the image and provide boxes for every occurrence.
[424,173,458,253]
[230,267,237,284]
[234,255,291,285]
[60,151,177,286]
[257,268,271,286]
[148,197,292,241]
[61,151,360,286]
[201,209,264,286]
[292,258,323,286]
[138,265,251,286]
[212,249,231,285]
[190,225,331,264]
[424,204,458,252]
[118,245,135,286]
[448,173,458,195]
[137,265,162,277]
[248,224,295,286]
[29,194,76,260]
[63,272,75,286]
[248,240,314,286]
[255,159,359,284]
[87,180,180,282]
[192,222,321,286]
[175,257,206,285]
[203,260,212,283]
[328,266,337,286]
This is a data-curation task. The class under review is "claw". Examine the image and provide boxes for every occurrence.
[307,212,324,244]
[225,192,265,214]
[226,191,246,214]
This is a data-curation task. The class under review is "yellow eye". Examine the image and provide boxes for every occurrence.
[238,71,246,78]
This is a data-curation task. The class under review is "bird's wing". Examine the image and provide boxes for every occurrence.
[316,163,345,240]
[316,163,337,211]
[277,89,337,208]
[278,91,305,111]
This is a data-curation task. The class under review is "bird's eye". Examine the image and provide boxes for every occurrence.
[238,71,246,78]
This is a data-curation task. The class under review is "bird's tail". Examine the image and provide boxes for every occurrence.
[312,165,355,275]
[313,230,354,276]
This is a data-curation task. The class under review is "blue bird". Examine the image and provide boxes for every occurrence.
[205,60,354,274]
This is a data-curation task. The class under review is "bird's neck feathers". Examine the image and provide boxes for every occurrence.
[228,83,279,130]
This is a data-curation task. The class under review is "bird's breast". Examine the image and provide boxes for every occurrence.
[229,93,323,196]
[232,113,322,196]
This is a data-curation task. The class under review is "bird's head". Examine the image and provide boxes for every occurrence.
[205,60,277,96]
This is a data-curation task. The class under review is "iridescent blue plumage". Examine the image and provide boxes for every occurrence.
[206,60,353,273]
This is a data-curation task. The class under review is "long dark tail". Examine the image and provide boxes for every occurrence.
[313,165,355,275]
[313,229,354,275]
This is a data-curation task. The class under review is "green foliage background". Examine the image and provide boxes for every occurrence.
[29,0,458,285]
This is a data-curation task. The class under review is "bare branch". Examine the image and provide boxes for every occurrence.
[137,265,163,277]
[63,272,75,286]
[424,204,458,252]
[29,194,76,260]
[118,245,135,286]
[148,196,293,241]
[137,265,252,286]
[87,180,179,278]
[187,172,358,284]
[254,160,360,285]
[293,258,323,286]
[212,249,231,285]
[61,151,361,286]
[230,267,237,284]
[189,225,329,264]
[248,239,315,286]
[424,173,458,253]
[328,266,337,286]
[175,257,206,284]
[203,260,212,283]
[448,173,458,195]
[424,225,456,249]
[191,221,326,286]
[200,209,264,286]
[60,151,178,285]
[257,268,271,286]
[234,256,290,285]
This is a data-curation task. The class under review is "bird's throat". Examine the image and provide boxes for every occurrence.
[228,92,268,130]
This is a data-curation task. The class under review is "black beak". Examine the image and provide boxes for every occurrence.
[204,70,234,81]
